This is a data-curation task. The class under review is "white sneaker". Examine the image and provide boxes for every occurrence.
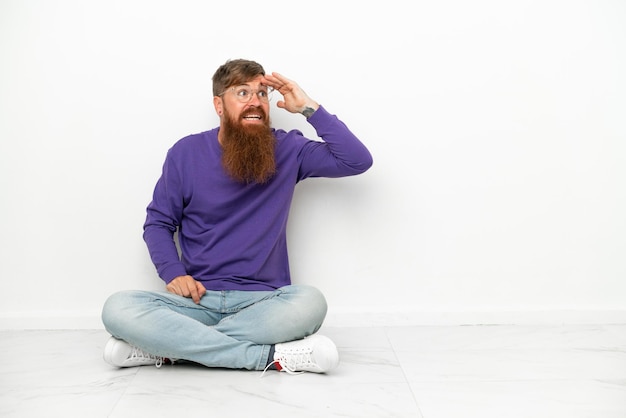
[269,334,339,374]
[103,337,168,368]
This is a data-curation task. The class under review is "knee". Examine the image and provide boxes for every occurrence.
[101,290,139,334]
[284,285,328,331]
[302,285,328,317]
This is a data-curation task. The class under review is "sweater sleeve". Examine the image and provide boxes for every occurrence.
[297,105,373,180]
[142,150,188,283]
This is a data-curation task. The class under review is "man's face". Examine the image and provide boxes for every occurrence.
[216,75,271,132]
[214,75,276,184]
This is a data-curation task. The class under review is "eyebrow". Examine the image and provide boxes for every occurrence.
[237,81,268,88]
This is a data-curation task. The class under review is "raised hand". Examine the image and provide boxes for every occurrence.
[262,72,319,117]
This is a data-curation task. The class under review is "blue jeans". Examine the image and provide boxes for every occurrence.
[101,285,327,370]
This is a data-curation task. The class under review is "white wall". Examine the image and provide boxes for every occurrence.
[1,0,625,328]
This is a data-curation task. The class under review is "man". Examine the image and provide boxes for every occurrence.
[101,59,373,374]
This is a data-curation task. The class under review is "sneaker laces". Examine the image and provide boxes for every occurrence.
[260,347,314,377]
[260,359,301,377]
[129,346,164,368]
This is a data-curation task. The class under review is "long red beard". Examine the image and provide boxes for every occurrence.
[220,107,276,184]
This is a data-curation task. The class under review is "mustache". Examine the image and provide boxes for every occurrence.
[241,107,267,120]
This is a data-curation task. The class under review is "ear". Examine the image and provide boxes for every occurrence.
[213,96,223,116]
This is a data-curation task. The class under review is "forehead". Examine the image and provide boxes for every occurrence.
[233,75,265,87]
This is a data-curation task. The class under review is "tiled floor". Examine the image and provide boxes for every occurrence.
[1,325,625,417]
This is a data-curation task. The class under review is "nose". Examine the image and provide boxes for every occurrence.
[248,92,262,105]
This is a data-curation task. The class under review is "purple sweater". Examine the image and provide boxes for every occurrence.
[143,106,373,291]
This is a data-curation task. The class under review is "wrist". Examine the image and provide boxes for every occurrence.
[301,103,319,118]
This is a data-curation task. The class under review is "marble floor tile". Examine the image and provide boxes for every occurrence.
[110,364,422,417]
[319,325,394,351]
[386,324,626,351]
[1,324,624,417]
[0,330,136,417]
[395,348,626,382]
[408,379,626,418]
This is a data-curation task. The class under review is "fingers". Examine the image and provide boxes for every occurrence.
[196,281,207,302]
[263,72,296,95]
[166,275,205,304]
[186,279,201,304]
[263,72,288,89]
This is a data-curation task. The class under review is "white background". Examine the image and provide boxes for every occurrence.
[1,0,624,328]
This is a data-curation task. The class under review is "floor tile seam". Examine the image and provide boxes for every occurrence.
[106,368,142,416]
[383,327,425,417]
